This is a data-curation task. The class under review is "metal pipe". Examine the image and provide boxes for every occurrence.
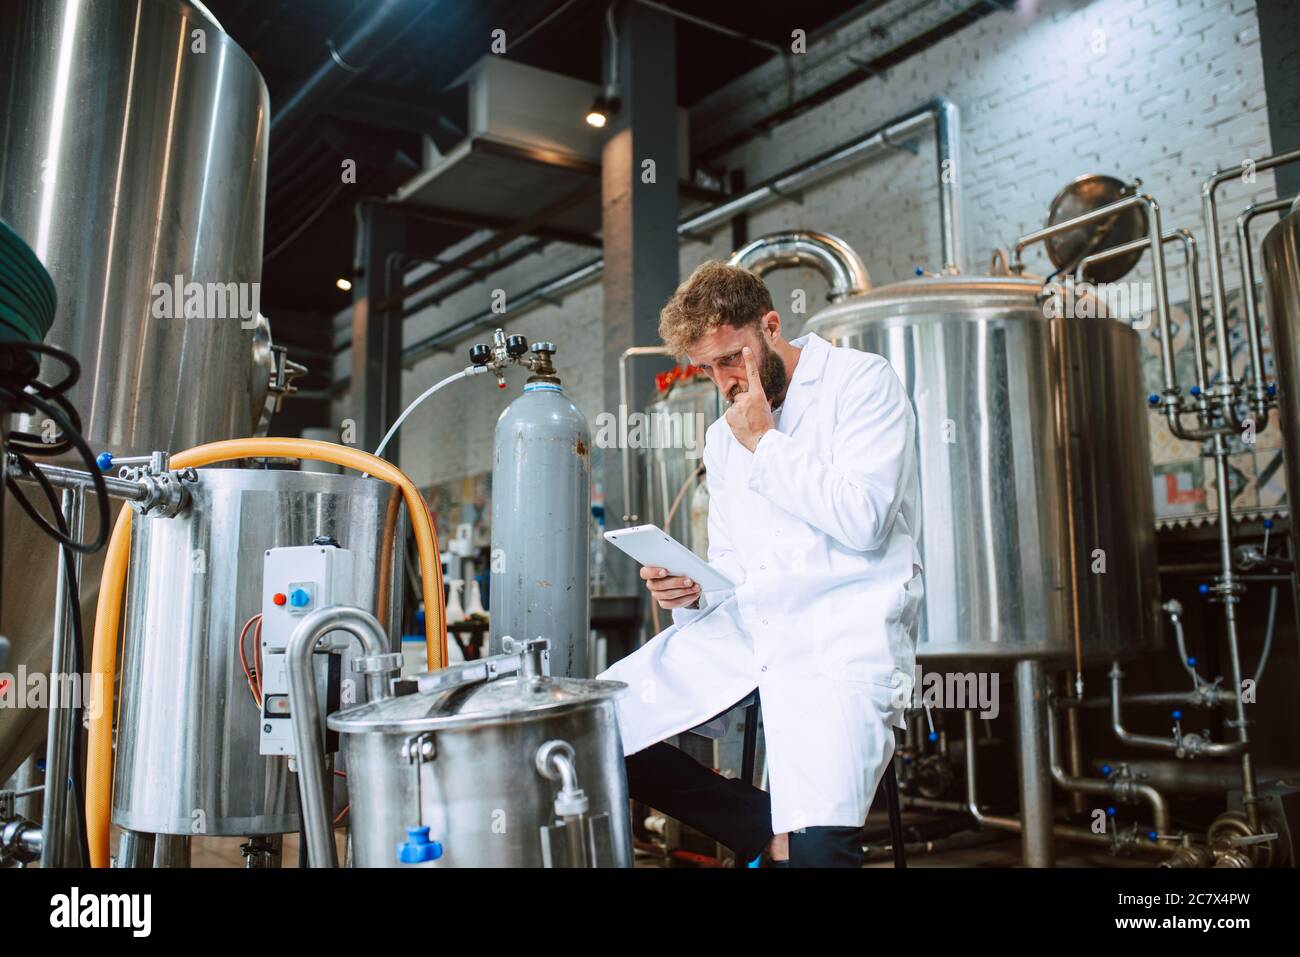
[1109,661,1245,756]
[286,605,397,868]
[1064,704,1087,816]
[396,98,965,366]
[1236,195,1296,421]
[270,0,432,151]
[7,460,149,502]
[618,346,672,524]
[1093,758,1300,797]
[1201,148,1300,416]
[153,834,191,868]
[1014,660,1054,867]
[962,709,1171,860]
[728,230,871,301]
[1075,229,1223,439]
[115,829,155,868]
[40,487,82,868]
[1047,694,1171,835]
[1014,194,1175,400]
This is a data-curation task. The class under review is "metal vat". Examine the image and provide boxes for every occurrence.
[1261,203,1300,558]
[328,653,632,868]
[112,470,402,836]
[804,274,1161,662]
[0,0,270,778]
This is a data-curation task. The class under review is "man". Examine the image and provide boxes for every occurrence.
[598,260,924,868]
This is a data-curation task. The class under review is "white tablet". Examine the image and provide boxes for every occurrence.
[603,524,736,591]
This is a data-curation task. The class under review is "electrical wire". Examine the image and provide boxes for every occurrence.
[0,341,107,865]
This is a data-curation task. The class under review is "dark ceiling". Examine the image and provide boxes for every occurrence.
[204,0,873,329]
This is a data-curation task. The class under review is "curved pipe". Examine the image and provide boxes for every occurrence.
[287,605,395,869]
[728,230,871,302]
[1201,149,1300,414]
[1236,195,1296,421]
[1047,695,1171,835]
[1109,662,1246,757]
[1075,228,1226,440]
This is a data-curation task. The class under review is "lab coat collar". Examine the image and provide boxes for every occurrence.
[773,332,830,437]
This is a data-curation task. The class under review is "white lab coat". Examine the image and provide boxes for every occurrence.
[598,331,924,833]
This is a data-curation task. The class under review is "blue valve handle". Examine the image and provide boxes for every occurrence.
[397,826,443,864]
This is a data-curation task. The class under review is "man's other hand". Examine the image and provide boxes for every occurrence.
[641,565,702,610]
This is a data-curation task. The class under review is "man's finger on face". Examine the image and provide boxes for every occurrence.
[742,346,765,398]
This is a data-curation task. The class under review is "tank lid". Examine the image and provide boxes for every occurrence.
[327,675,626,734]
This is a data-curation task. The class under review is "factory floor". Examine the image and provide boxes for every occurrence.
[157,814,1158,868]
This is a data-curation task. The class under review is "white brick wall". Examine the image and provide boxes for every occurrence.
[334,0,1281,491]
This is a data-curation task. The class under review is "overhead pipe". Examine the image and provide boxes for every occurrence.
[728,230,871,302]
[271,0,436,155]
[395,97,965,367]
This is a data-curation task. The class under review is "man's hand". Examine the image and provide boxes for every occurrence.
[640,565,702,610]
[725,346,774,452]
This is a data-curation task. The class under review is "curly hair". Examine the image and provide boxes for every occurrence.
[658,261,774,358]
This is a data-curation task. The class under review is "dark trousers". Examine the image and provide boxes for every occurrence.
[625,741,865,867]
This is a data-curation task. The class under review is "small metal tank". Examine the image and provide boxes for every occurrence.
[112,469,403,836]
[489,346,592,677]
[733,231,1161,663]
[1261,201,1300,558]
[328,644,632,867]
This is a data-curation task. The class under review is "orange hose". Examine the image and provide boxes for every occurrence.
[85,438,446,867]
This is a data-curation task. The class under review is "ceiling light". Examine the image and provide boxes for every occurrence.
[585,92,620,129]
[336,277,352,291]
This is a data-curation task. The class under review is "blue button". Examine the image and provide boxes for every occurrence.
[289,588,311,608]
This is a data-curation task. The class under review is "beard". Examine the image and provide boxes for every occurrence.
[727,338,788,405]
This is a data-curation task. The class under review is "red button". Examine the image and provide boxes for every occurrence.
[272,593,287,606]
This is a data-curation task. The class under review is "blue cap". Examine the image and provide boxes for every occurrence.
[1172,710,1182,721]
[1263,519,1273,529]
[397,826,443,864]
[1187,656,1197,667]
[1100,764,1112,776]
[95,452,113,472]
[1190,385,1201,397]
[1198,584,1210,594]
[915,266,925,276]
[289,588,311,608]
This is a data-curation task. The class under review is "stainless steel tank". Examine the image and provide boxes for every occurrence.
[734,232,1161,662]
[1261,202,1300,559]
[0,0,271,778]
[328,650,632,868]
[489,360,592,677]
[113,470,402,836]
[641,376,720,556]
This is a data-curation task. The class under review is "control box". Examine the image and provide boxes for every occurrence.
[259,543,354,756]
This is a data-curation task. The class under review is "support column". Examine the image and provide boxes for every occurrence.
[1015,660,1055,867]
[350,202,407,460]
[1257,0,1300,197]
[600,0,679,594]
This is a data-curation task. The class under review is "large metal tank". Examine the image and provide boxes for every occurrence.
[1261,202,1300,558]
[489,365,592,677]
[734,232,1160,661]
[113,470,402,836]
[807,275,1160,661]
[0,0,271,779]
[328,661,632,867]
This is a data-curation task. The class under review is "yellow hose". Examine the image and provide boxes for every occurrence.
[85,438,447,867]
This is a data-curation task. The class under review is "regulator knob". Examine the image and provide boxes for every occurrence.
[469,343,491,366]
[530,341,556,356]
[505,334,529,357]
